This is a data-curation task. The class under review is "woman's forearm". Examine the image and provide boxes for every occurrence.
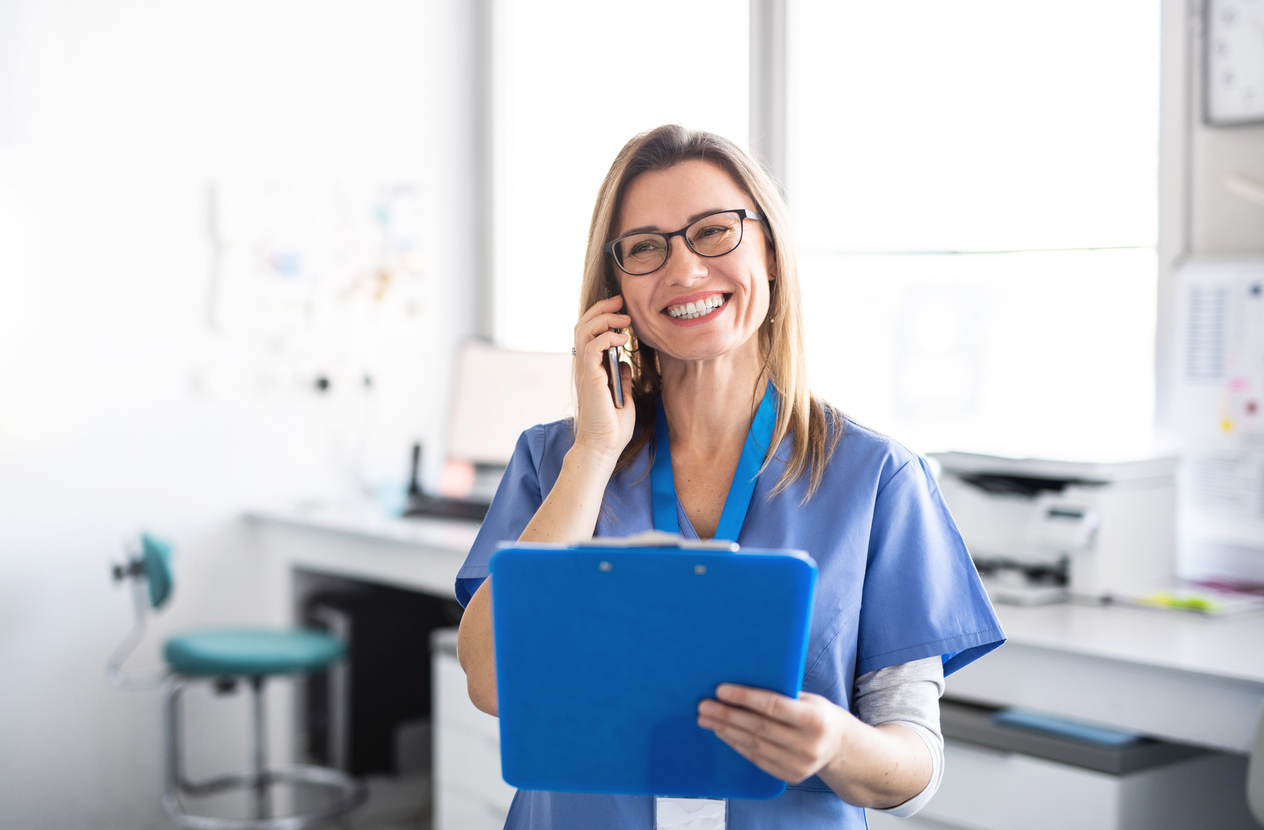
[457,579,499,714]
[818,721,932,809]
[518,443,620,544]
[457,443,620,716]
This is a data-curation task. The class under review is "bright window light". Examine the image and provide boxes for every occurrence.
[788,0,1159,253]
[492,0,749,353]
[800,249,1157,461]
[788,0,1160,460]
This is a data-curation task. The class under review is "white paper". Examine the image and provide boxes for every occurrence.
[655,797,727,830]
[1173,259,1264,570]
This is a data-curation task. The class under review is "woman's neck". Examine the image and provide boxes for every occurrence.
[658,344,767,455]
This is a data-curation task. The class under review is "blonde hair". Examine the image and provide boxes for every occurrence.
[580,125,842,499]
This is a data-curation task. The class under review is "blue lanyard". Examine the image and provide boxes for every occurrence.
[650,384,778,541]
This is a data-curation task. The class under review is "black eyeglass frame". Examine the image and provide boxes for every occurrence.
[604,208,765,277]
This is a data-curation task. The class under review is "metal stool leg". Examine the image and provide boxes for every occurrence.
[163,676,188,820]
[250,677,270,820]
[160,673,366,830]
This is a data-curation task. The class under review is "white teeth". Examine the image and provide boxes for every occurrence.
[667,295,727,319]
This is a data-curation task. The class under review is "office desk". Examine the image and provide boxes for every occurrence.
[947,601,1264,755]
[247,505,489,827]
[246,505,1264,756]
[246,503,477,597]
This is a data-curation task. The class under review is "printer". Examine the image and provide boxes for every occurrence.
[928,452,1179,605]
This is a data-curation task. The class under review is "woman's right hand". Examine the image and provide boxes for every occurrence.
[460,298,635,715]
[572,295,636,464]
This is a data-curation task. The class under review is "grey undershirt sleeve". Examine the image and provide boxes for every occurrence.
[852,655,946,819]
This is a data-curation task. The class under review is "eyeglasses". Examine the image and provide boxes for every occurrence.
[605,209,764,276]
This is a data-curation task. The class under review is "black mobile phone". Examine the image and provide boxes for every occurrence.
[605,279,625,409]
[608,345,624,409]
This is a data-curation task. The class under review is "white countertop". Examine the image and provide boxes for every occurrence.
[246,501,481,552]
[992,601,1264,687]
[249,502,1264,686]
[246,501,479,597]
[247,502,1264,751]
[953,601,1264,752]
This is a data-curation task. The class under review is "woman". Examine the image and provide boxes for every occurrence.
[455,125,1004,829]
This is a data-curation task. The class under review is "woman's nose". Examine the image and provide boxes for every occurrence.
[662,237,707,285]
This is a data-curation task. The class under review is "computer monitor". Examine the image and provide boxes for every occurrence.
[446,340,574,468]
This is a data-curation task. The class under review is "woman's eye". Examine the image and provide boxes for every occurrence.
[692,224,735,246]
[628,240,664,257]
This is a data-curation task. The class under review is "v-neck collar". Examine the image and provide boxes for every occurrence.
[650,383,779,542]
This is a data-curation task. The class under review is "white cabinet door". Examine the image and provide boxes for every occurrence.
[433,637,516,830]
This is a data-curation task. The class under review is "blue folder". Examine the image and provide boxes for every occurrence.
[490,542,818,800]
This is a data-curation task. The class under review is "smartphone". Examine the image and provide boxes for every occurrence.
[605,280,625,409]
[608,346,624,409]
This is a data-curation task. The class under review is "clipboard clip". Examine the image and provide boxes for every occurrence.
[571,531,740,552]
[498,532,740,553]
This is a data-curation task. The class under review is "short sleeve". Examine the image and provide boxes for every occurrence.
[454,426,547,607]
[857,456,1005,676]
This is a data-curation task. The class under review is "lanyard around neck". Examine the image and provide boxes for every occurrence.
[651,383,778,542]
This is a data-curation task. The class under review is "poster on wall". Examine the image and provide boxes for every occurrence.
[210,180,428,338]
[1173,257,1264,578]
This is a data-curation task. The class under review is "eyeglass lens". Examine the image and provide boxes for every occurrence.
[612,211,746,275]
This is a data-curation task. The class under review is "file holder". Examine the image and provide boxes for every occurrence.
[490,540,817,800]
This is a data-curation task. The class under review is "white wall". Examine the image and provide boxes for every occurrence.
[1156,0,1264,579]
[0,1,484,827]
[1158,0,1264,433]
[1189,92,1264,253]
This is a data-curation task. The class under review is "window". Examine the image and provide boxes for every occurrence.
[491,1,749,352]
[788,0,1160,460]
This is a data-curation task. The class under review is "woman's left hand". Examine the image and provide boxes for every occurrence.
[697,684,853,784]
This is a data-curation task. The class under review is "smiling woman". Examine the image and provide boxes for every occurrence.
[575,129,837,503]
[454,126,1006,830]
[615,164,772,365]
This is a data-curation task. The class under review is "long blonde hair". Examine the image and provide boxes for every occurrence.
[580,125,842,499]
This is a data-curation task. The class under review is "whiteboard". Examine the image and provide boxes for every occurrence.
[447,341,574,466]
[1173,257,1264,581]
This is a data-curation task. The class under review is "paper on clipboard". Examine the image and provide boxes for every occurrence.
[555,530,738,550]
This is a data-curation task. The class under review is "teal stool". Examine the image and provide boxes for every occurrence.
[110,534,366,830]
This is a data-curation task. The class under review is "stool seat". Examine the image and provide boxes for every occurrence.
[164,628,345,677]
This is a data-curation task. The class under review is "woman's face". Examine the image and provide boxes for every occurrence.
[613,160,775,366]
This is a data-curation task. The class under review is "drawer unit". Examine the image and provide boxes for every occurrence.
[436,714,516,811]
[436,784,511,830]
[916,700,1257,830]
[434,642,501,742]
[432,628,517,830]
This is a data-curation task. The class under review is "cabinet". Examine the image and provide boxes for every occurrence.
[432,628,515,830]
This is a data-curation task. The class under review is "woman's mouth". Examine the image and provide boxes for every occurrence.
[665,294,729,320]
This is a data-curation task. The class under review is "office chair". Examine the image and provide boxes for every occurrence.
[109,533,367,830]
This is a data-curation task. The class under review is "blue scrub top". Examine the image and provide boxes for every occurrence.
[456,413,1005,830]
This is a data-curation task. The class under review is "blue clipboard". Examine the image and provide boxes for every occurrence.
[490,541,818,800]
